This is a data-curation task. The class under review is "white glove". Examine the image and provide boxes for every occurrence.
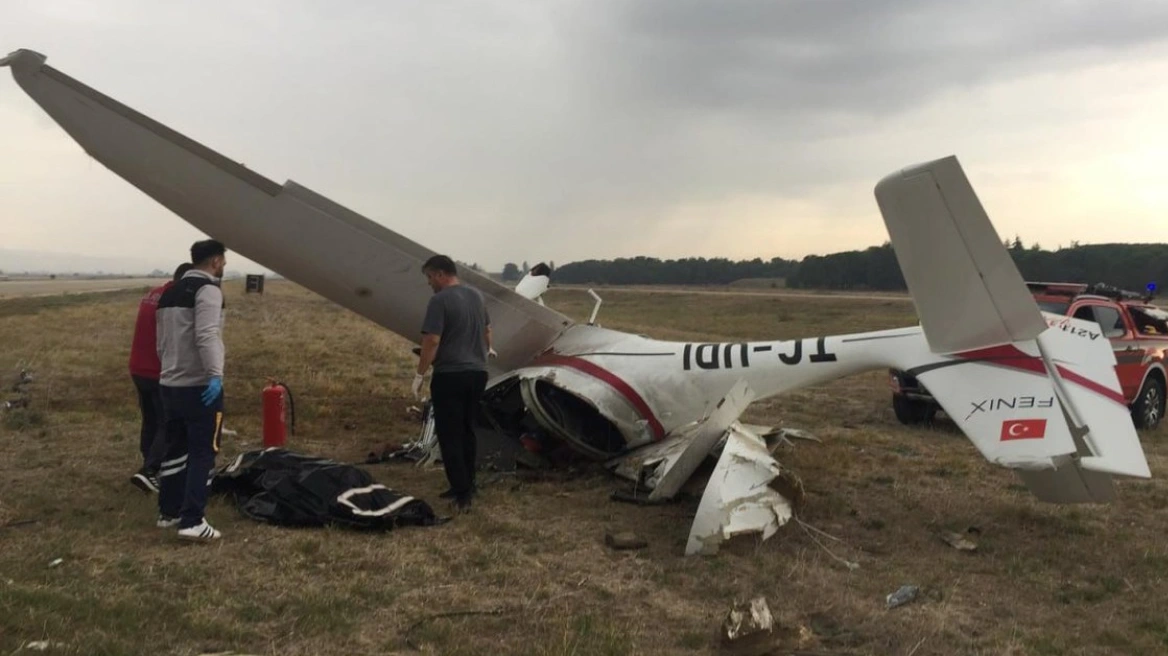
[411,373,425,399]
[488,347,498,359]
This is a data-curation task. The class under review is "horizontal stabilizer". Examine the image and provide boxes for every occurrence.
[914,344,1079,469]
[1034,315,1151,479]
[874,156,1048,353]
[1015,467,1116,504]
[901,312,1150,502]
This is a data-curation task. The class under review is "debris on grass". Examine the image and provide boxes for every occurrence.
[4,367,35,413]
[939,529,978,552]
[777,427,821,443]
[886,585,920,609]
[403,608,513,651]
[796,518,860,571]
[10,368,34,392]
[721,596,775,655]
[3,367,42,431]
[21,640,66,652]
[604,530,647,550]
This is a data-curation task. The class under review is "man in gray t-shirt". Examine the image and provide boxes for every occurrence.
[414,255,494,511]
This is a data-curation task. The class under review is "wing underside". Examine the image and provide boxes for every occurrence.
[3,49,572,370]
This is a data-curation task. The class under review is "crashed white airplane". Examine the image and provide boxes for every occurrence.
[3,49,1153,555]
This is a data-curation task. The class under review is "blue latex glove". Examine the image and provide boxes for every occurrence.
[202,376,223,406]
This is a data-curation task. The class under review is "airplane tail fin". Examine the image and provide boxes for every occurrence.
[875,156,1151,502]
[874,156,1049,354]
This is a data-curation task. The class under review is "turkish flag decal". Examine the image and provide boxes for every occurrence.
[1001,419,1047,441]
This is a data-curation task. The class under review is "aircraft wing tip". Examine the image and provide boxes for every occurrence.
[1,48,46,69]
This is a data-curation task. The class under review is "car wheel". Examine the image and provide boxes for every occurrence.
[893,394,936,426]
[1132,376,1165,430]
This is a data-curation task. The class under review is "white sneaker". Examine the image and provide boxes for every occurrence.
[176,520,221,542]
[157,515,180,528]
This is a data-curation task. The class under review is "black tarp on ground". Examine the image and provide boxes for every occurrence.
[210,448,440,530]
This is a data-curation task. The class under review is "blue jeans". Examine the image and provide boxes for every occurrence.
[158,385,224,528]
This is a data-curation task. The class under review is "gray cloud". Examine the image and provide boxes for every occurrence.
[3,0,1168,271]
[593,0,1168,118]
[549,0,1168,194]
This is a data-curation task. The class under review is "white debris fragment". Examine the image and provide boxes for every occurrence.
[886,585,920,609]
[685,425,794,556]
[47,558,63,569]
[723,596,774,640]
[721,596,775,653]
[778,427,821,443]
[22,641,65,651]
[939,530,978,552]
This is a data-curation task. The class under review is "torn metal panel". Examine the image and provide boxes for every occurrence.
[686,425,793,556]
[607,427,695,487]
[606,380,755,499]
[722,596,775,650]
[739,423,778,438]
[649,380,754,500]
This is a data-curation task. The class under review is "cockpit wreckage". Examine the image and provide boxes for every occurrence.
[3,49,1152,555]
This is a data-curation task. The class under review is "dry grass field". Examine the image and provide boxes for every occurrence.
[1,281,1166,656]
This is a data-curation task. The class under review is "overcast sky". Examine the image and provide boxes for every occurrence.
[3,0,1168,274]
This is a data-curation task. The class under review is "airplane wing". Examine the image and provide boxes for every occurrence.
[1,49,573,372]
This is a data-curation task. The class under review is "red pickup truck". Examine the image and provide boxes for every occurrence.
[890,282,1166,430]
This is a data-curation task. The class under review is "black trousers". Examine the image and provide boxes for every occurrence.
[430,370,488,499]
[158,385,224,528]
[132,375,168,473]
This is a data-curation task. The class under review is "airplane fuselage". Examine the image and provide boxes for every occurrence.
[486,322,934,458]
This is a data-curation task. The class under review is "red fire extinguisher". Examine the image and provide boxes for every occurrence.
[262,379,295,448]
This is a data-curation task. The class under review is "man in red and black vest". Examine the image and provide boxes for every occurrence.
[129,262,193,494]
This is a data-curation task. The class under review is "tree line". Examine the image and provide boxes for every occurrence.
[536,240,1167,293]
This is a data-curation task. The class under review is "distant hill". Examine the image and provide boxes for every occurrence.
[552,241,1168,293]
[785,241,1168,293]
[0,249,171,275]
[554,256,797,286]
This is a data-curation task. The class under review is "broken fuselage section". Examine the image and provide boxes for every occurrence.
[460,320,918,554]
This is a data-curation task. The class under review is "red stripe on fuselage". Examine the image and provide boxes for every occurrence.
[531,354,666,441]
[953,345,1127,406]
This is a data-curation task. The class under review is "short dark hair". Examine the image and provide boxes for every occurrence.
[191,239,226,265]
[173,262,194,282]
[421,254,457,276]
